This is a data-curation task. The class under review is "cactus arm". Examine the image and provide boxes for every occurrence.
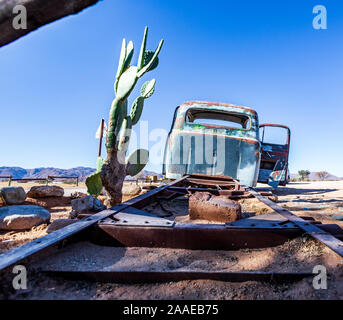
[137,39,164,78]
[118,115,132,152]
[137,26,148,71]
[114,38,127,93]
[122,41,134,73]
[106,99,126,150]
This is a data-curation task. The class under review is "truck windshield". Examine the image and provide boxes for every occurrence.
[186,109,251,130]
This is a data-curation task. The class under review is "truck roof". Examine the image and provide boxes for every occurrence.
[180,100,257,116]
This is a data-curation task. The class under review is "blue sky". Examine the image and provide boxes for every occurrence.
[0,0,342,176]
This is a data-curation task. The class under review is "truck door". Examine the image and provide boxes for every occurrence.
[258,124,291,188]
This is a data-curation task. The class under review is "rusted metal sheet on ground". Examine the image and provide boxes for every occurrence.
[249,187,343,258]
[42,270,313,284]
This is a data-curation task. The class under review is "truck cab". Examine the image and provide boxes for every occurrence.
[163,101,291,188]
[162,101,261,187]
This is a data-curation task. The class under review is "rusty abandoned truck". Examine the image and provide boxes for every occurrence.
[163,101,290,188]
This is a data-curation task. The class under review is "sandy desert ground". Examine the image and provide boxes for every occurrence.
[1,180,343,300]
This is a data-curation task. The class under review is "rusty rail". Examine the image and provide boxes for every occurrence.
[248,187,343,259]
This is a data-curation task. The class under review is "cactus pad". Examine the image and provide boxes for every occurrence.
[126,149,149,176]
[116,66,138,100]
[143,51,159,72]
[85,172,103,196]
[130,96,144,125]
[141,79,156,98]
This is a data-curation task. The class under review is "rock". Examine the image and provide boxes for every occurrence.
[71,195,106,214]
[97,195,108,205]
[0,187,26,205]
[27,185,64,198]
[69,210,78,219]
[47,219,78,233]
[71,195,93,213]
[0,205,50,230]
[268,195,278,202]
[93,197,106,211]
[122,184,142,196]
[104,198,112,208]
[189,192,241,223]
[70,191,87,199]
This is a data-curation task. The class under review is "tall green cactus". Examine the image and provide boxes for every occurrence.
[89,27,163,204]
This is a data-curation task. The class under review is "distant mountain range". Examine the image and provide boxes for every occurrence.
[290,172,343,181]
[0,166,162,182]
[1,167,340,182]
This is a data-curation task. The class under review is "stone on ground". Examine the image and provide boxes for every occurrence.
[0,187,26,205]
[122,184,142,196]
[0,205,50,230]
[70,191,88,199]
[47,219,78,233]
[71,195,106,214]
[27,185,64,198]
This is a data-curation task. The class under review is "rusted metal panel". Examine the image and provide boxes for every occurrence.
[91,222,302,250]
[163,101,261,187]
[42,270,313,284]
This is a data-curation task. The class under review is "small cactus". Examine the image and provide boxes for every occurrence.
[88,27,164,205]
[85,157,105,197]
